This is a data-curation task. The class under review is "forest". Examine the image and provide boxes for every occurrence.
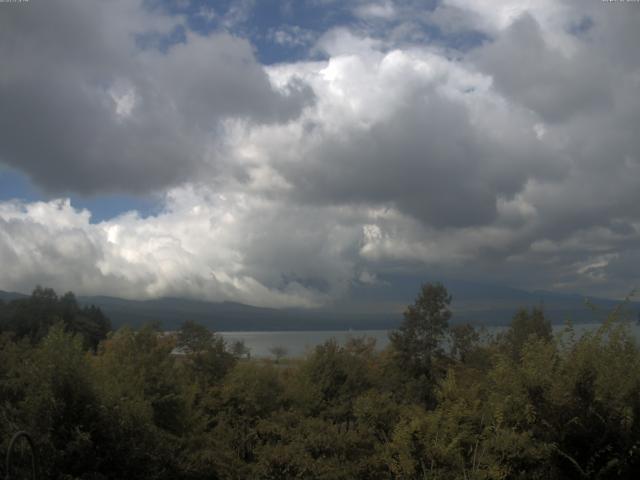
[1,284,640,479]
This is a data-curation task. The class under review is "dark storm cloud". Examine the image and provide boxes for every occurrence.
[282,94,501,228]
[473,14,612,123]
[0,0,312,195]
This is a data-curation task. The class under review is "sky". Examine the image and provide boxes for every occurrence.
[0,0,639,308]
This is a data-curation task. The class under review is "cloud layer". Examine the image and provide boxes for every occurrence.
[1,0,639,304]
[0,0,311,194]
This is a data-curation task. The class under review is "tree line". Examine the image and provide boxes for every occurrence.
[1,284,639,479]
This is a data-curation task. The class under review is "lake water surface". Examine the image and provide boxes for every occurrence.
[220,322,640,358]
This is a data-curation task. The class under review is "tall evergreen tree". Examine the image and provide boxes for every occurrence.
[389,282,452,405]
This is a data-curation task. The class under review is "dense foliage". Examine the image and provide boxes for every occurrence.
[1,284,640,479]
[0,286,111,349]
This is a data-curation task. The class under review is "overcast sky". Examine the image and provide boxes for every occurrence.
[1,0,639,306]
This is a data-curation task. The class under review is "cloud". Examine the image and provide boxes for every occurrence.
[238,37,563,229]
[268,25,317,48]
[0,191,360,307]
[472,13,612,123]
[1,0,640,303]
[353,1,397,20]
[0,0,312,195]
[440,0,569,34]
[221,4,639,297]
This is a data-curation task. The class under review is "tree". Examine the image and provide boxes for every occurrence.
[449,323,480,363]
[18,324,105,477]
[501,307,551,359]
[177,320,214,354]
[177,320,236,385]
[231,339,251,359]
[389,282,452,405]
[269,345,288,364]
[0,287,110,348]
[91,324,188,478]
[292,339,373,428]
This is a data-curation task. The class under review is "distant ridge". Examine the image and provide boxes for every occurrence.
[2,281,638,331]
[75,295,396,331]
[0,290,28,302]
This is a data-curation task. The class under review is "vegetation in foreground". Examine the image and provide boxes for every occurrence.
[1,284,640,479]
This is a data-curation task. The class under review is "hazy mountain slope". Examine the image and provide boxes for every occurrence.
[0,290,28,302]
[3,280,637,331]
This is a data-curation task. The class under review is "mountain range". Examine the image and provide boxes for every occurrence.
[1,279,638,331]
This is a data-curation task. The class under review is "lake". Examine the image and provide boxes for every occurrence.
[220,330,392,358]
[220,322,640,358]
